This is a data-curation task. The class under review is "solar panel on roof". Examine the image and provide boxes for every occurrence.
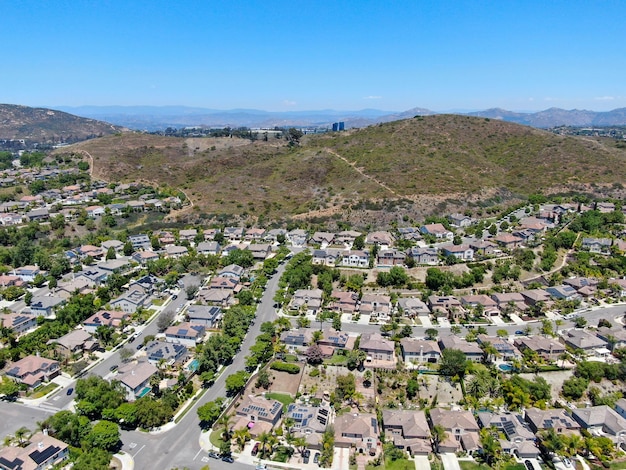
[29,445,61,465]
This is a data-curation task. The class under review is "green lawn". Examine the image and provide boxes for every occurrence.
[265,392,295,411]
[459,461,527,470]
[366,457,414,470]
[608,461,626,469]
[30,383,59,398]
[324,354,349,366]
[209,430,225,449]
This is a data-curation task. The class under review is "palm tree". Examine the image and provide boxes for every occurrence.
[293,436,307,456]
[232,427,250,451]
[430,424,447,452]
[283,417,295,438]
[564,434,583,457]
[14,427,30,447]
[558,352,569,368]
[479,427,502,466]
[257,431,276,459]
[216,414,234,442]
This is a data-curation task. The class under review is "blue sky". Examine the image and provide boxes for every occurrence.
[2,0,625,112]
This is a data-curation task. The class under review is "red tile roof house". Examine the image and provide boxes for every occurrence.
[461,294,500,316]
[329,290,359,314]
[360,332,396,369]
[83,310,130,333]
[360,294,392,321]
[382,409,431,455]
[441,244,474,261]
[4,355,60,389]
[334,412,380,455]
[0,431,69,469]
[494,233,524,249]
[234,395,283,438]
[420,223,454,240]
[429,408,481,455]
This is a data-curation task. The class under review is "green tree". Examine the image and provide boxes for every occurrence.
[425,328,438,340]
[197,399,224,429]
[85,420,120,451]
[439,349,469,379]
[73,448,112,470]
[225,370,249,396]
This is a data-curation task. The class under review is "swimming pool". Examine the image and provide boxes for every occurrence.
[498,364,513,372]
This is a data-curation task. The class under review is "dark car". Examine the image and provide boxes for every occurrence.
[66,387,74,396]
[109,364,118,372]
[172,294,178,300]
[515,330,524,335]
[303,449,311,458]
[303,455,310,464]
[251,442,260,456]
[136,343,144,350]
[208,451,219,459]
[221,456,234,463]
[525,460,533,470]
[314,452,320,464]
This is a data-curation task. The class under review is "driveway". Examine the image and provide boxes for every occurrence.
[441,453,461,470]
[414,455,431,470]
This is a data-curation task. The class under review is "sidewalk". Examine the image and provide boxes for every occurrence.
[114,452,134,470]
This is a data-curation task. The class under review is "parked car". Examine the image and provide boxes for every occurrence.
[221,455,234,463]
[314,452,320,464]
[136,343,144,350]
[251,442,260,456]
[563,458,572,468]
[303,455,310,464]
[66,387,74,396]
[208,451,219,459]
[515,330,524,335]
[109,364,118,372]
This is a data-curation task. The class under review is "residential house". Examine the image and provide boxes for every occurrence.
[490,292,527,312]
[85,205,105,218]
[286,402,333,449]
[25,207,49,222]
[524,408,580,434]
[264,228,287,243]
[330,290,359,314]
[546,285,581,301]
[4,355,60,389]
[469,240,498,257]
[144,340,187,366]
[98,258,132,274]
[382,409,431,455]
[428,295,464,321]
[360,294,392,321]
[334,412,380,454]
[407,247,439,265]
[280,328,314,349]
[596,326,626,351]
[477,335,521,361]
[287,229,308,246]
[519,217,550,233]
[132,250,160,265]
[562,329,609,357]
[448,213,472,227]
[234,395,283,437]
[514,336,565,361]
[0,312,38,335]
[13,265,42,283]
[438,335,483,362]
[563,277,598,297]
[203,228,221,241]
[571,406,626,443]
[397,227,422,242]
[246,243,272,260]
[477,411,539,459]
[377,249,406,266]
[127,200,146,212]
[165,245,188,259]
[335,230,361,247]
[110,289,150,313]
[429,408,481,454]
[441,244,474,261]
[400,338,441,365]
[179,229,198,242]
[520,289,552,308]
[28,296,65,318]
[290,289,323,314]
[310,232,335,246]
[312,249,340,266]
[128,274,164,295]
[339,250,369,268]
[223,226,244,242]
[74,267,109,286]
[209,276,238,291]
[0,274,24,287]
[48,329,98,359]
[197,241,221,256]
[397,298,430,318]
[101,239,125,253]
[319,328,351,351]
[129,234,151,251]
[461,294,499,316]
[597,202,616,213]
[365,231,394,248]
[420,223,453,240]
[360,332,396,367]
[78,244,105,260]
[165,322,206,347]
[186,305,222,328]
[493,233,524,249]
[218,264,245,278]
[197,288,233,306]
[83,310,130,333]
[243,227,265,242]
[116,361,159,401]
[581,237,612,254]
[0,431,69,470]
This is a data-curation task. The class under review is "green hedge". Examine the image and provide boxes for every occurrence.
[270,362,301,374]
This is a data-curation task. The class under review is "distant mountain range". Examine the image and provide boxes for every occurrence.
[54,104,626,131]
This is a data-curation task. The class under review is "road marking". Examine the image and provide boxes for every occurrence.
[129,443,137,449]
[133,444,145,457]
[201,457,210,463]
[193,449,203,460]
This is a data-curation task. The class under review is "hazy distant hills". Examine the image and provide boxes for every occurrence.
[56,104,626,130]
[0,104,125,142]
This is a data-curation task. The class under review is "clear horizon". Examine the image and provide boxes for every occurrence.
[2,0,625,112]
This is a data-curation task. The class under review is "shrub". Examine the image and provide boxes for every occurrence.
[270,362,300,374]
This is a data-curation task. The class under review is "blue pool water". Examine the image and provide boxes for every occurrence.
[188,359,199,371]
[498,364,513,372]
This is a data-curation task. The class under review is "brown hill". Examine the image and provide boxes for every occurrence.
[0,104,125,143]
[63,115,626,227]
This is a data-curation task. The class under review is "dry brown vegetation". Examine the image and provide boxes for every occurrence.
[64,115,626,227]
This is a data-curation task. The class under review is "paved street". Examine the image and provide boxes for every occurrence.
[0,402,53,438]
[119,262,288,470]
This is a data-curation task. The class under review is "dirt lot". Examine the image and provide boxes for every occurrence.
[300,364,349,399]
